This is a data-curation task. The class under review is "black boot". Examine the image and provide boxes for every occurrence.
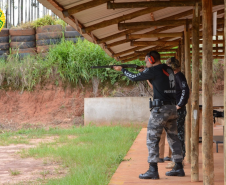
[139,163,159,179]
[165,162,185,176]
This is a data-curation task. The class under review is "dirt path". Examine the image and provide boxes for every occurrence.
[0,139,66,185]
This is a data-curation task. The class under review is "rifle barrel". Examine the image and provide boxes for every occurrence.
[91,64,139,69]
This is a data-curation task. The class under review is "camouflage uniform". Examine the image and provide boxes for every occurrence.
[147,105,183,163]
[176,106,186,159]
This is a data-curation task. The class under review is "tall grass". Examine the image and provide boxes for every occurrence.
[0,39,145,91]
[0,125,141,185]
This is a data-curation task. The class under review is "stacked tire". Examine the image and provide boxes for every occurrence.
[0,29,10,61]
[65,25,84,43]
[9,28,36,60]
[36,25,63,57]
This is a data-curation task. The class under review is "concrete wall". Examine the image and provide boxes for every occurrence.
[84,97,151,126]
[84,95,224,126]
[199,95,223,106]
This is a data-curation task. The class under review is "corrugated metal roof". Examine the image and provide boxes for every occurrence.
[38,0,225,61]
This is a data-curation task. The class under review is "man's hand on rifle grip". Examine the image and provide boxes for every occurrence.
[113,66,122,71]
[138,65,145,72]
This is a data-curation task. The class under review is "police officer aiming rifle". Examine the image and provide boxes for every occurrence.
[113,50,184,180]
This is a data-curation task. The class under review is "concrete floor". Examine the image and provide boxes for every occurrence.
[109,126,224,185]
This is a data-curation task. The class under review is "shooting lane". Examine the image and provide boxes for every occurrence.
[36,0,225,184]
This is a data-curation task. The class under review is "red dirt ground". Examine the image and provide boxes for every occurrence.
[0,85,93,130]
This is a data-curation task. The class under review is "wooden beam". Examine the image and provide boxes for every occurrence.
[97,8,223,45]
[127,32,183,39]
[181,33,185,74]
[135,49,177,54]
[108,1,199,9]
[108,0,223,9]
[114,43,178,57]
[191,3,200,182]
[97,9,195,44]
[118,19,192,30]
[97,29,140,44]
[62,0,109,17]
[131,40,179,46]
[121,55,144,63]
[184,20,191,164]
[106,39,131,48]
[82,7,163,33]
[224,1,226,184]
[202,0,214,184]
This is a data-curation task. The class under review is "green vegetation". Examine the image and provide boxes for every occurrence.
[11,15,67,29]
[1,125,141,185]
[10,169,21,176]
[0,39,145,91]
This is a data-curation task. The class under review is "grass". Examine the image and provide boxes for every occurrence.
[10,169,21,176]
[0,39,145,91]
[0,125,141,185]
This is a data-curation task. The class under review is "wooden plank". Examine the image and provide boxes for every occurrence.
[127,32,183,39]
[202,0,214,184]
[118,20,192,30]
[223,0,226,184]
[108,1,198,9]
[82,7,164,33]
[131,40,179,46]
[107,0,223,9]
[191,3,200,182]
[184,21,191,164]
[181,33,185,74]
[63,0,109,17]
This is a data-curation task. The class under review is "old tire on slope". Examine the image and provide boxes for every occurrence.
[11,48,37,54]
[64,31,81,38]
[36,32,63,40]
[11,35,35,42]
[0,43,10,50]
[0,50,9,55]
[0,36,9,43]
[36,39,61,46]
[9,28,35,36]
[10,41,36,49]
[0,29,9,37]
[36,25,63,33]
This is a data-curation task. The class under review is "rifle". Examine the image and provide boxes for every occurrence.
[91,64,143,70]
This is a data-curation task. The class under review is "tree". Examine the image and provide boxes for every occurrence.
[28,0,30,22]
[25,0,27,22]
[37,0,39,18]
[18,0,20,25]
[21,0,23,23]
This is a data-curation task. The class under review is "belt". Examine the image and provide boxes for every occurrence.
[162,101,176,105]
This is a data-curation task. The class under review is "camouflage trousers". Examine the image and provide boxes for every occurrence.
[147,105,183,163]
[177,106,186,159]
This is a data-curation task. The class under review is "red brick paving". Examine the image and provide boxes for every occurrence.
[109,127,224,185]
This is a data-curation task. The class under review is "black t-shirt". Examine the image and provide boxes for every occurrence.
[175,71,190,108]
[121,64,176,102]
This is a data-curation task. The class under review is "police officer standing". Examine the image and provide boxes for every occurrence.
[113,51,185,179]
[161,57,189,169]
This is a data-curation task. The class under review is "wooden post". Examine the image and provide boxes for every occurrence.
[184,20,191,164]
[202,0,214,184]
[191,3,200,182]
[224,0,226,184]
[178,40,181,63]
[181,33,185,74]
